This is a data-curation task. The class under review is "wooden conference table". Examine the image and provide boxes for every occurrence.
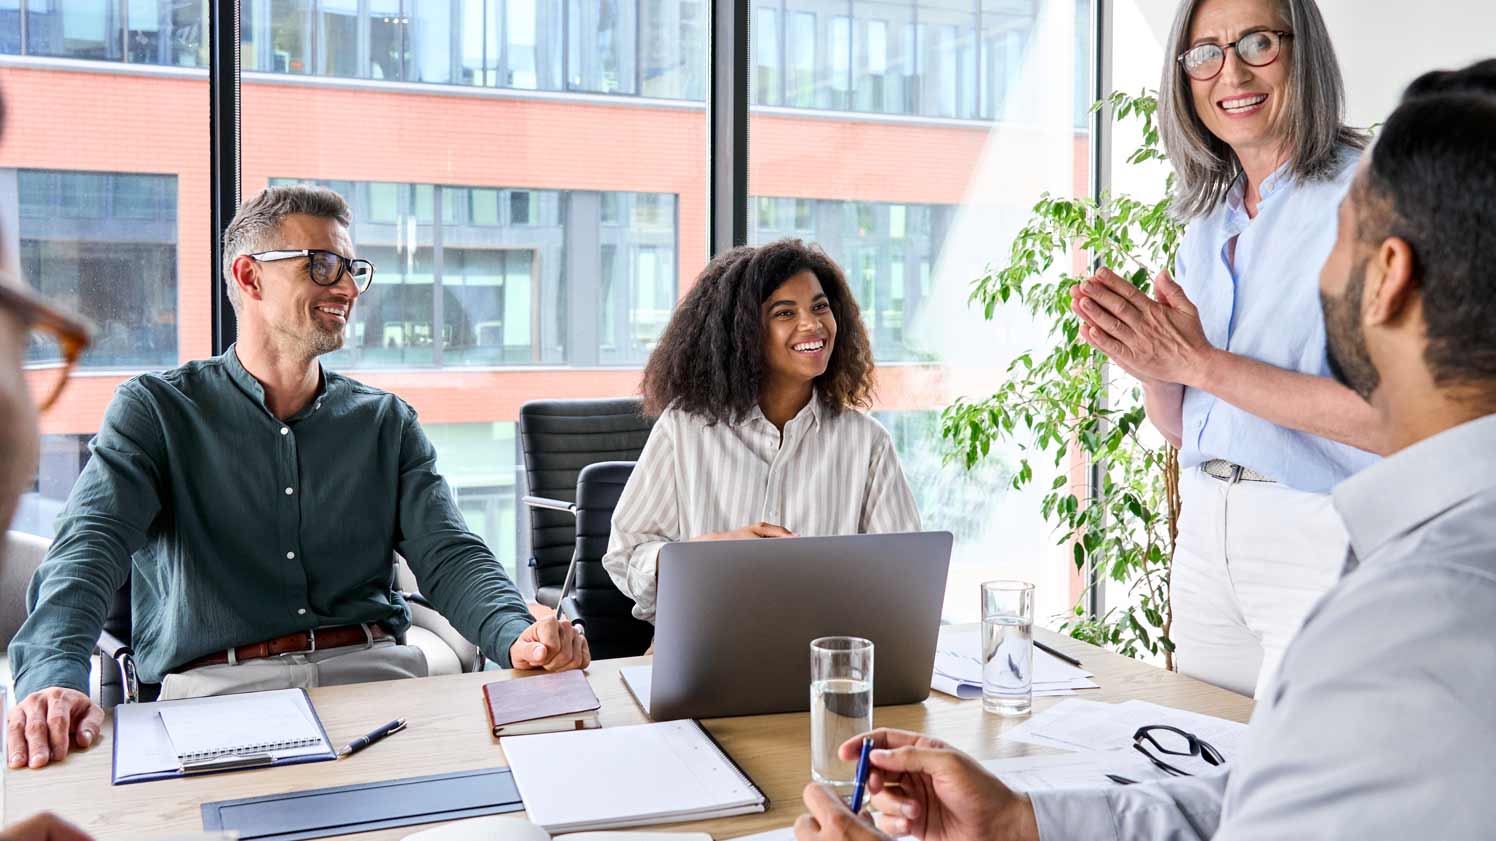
[6,628,1254,839]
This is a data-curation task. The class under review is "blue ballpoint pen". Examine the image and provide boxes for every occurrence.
[850,737,874,814]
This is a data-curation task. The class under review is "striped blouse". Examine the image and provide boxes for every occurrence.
[602,394,922,622]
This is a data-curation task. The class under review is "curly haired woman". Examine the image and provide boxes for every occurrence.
[601,239,922,622]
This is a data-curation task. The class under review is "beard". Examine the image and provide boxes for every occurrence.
[1321,258,1381,401]
[305,321,346,355]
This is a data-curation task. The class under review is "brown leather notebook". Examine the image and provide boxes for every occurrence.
[482,670,603,738]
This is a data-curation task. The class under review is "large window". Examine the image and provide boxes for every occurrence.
[11,170,179,370]
[753,197,947,363]
[2,5,208,546]
[750,0,1093,623]
[241,2,709,594]
[272,179,677,368]
[5,0,207,65]
[2,2,1092,618]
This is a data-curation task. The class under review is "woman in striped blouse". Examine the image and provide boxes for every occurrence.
[602,239,923,622]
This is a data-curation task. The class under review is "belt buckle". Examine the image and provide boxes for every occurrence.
[1229,464,1244,484]
[307,627,317,653]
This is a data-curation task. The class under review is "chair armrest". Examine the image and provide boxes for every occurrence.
[402,591,483,673]
[559,594,586,631]
[96,629,139,705]
[401,590,435,610]
[522,496,577,514]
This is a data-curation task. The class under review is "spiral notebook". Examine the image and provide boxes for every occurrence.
[112,688,336,784]
[500,719,767,832]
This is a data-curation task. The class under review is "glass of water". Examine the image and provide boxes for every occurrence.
[981,580,1035,716]
[810,636,873,786]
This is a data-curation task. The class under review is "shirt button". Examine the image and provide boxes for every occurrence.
[281,427,289,436]
[297,608,307,616]
[285,487,294,495]
[286,551,295,559]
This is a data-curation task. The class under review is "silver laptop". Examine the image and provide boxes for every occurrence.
[623,531,953,720]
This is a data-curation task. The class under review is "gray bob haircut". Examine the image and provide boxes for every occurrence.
[221,184,352,313]
[1158,0,1366,220]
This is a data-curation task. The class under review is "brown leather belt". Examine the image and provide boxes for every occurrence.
[176,624,389,671]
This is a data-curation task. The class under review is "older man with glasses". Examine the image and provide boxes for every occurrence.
[5,184,589,772]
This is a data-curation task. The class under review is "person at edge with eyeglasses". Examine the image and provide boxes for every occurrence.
[0,85,96,841]
[6,184,589,774]
[1071,0,1388,700]
[792,57,1496,841]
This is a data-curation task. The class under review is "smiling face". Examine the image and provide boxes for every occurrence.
[251,213,359,357]
[760,269,838,389]
[1187,0,1293,161]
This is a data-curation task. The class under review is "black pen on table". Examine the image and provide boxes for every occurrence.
[339,718,407,758]
[1034,639,1082,667]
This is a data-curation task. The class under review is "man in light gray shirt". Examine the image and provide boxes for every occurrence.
[789,58,1496,841]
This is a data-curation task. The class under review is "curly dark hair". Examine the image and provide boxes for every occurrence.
[640,238,875,423]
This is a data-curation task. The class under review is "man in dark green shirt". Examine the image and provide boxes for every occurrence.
[6,184,588,770]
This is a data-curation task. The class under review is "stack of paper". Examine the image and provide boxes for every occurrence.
[931,627,1100,700]
[500,720,765,832]
[1002,698,1249,767]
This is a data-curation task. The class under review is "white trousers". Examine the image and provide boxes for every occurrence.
[157,636,428,701]
[1170,467,1346,698]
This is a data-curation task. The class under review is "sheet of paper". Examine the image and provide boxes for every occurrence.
[931,627,1099,700]
[502,719,761,831]
[979,749,1176,792]
[113,702,187,780]
[157,689,324,761]
[621,665,653,715]
[1002,698,1249,766]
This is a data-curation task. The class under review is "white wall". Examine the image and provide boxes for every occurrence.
[1116,0,1496,129]
[1320,0,1496,125]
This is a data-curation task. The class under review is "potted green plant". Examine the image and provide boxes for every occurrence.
[942,91,1185,667]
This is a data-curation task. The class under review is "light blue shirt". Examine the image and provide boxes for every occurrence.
[1031,412,1496,840]
[1175,149,1377,493]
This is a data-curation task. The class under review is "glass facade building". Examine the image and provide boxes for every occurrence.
[2,0,1092,614]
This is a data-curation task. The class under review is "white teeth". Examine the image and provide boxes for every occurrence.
[793,340,825,352]
[1222,94,1267,112]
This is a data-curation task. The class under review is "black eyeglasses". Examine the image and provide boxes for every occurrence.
[1132,725,1225,777]
[249,249,376,293]
[1178,30,1293,81]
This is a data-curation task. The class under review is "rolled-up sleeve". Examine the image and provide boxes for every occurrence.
[393,406,533,668]
[602,417,680,623]
[859,423,921,533]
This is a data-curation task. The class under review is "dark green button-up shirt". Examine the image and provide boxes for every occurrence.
[11,346,534,697]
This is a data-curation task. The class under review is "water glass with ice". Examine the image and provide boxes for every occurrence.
[810,636,873,787]
[981,580,1035,716]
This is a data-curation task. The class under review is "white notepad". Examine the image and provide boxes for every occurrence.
[112,688,336,783]
[500,719,766,832]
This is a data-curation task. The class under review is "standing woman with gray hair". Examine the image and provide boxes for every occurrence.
[1070,0,1382,697]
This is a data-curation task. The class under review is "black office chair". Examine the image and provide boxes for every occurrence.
[519,398,655,658]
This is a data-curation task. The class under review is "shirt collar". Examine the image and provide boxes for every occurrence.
[1333,413,1496,564]
[223,343,335,420]
[1223,158,1295,225]
[747,388,824,431]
